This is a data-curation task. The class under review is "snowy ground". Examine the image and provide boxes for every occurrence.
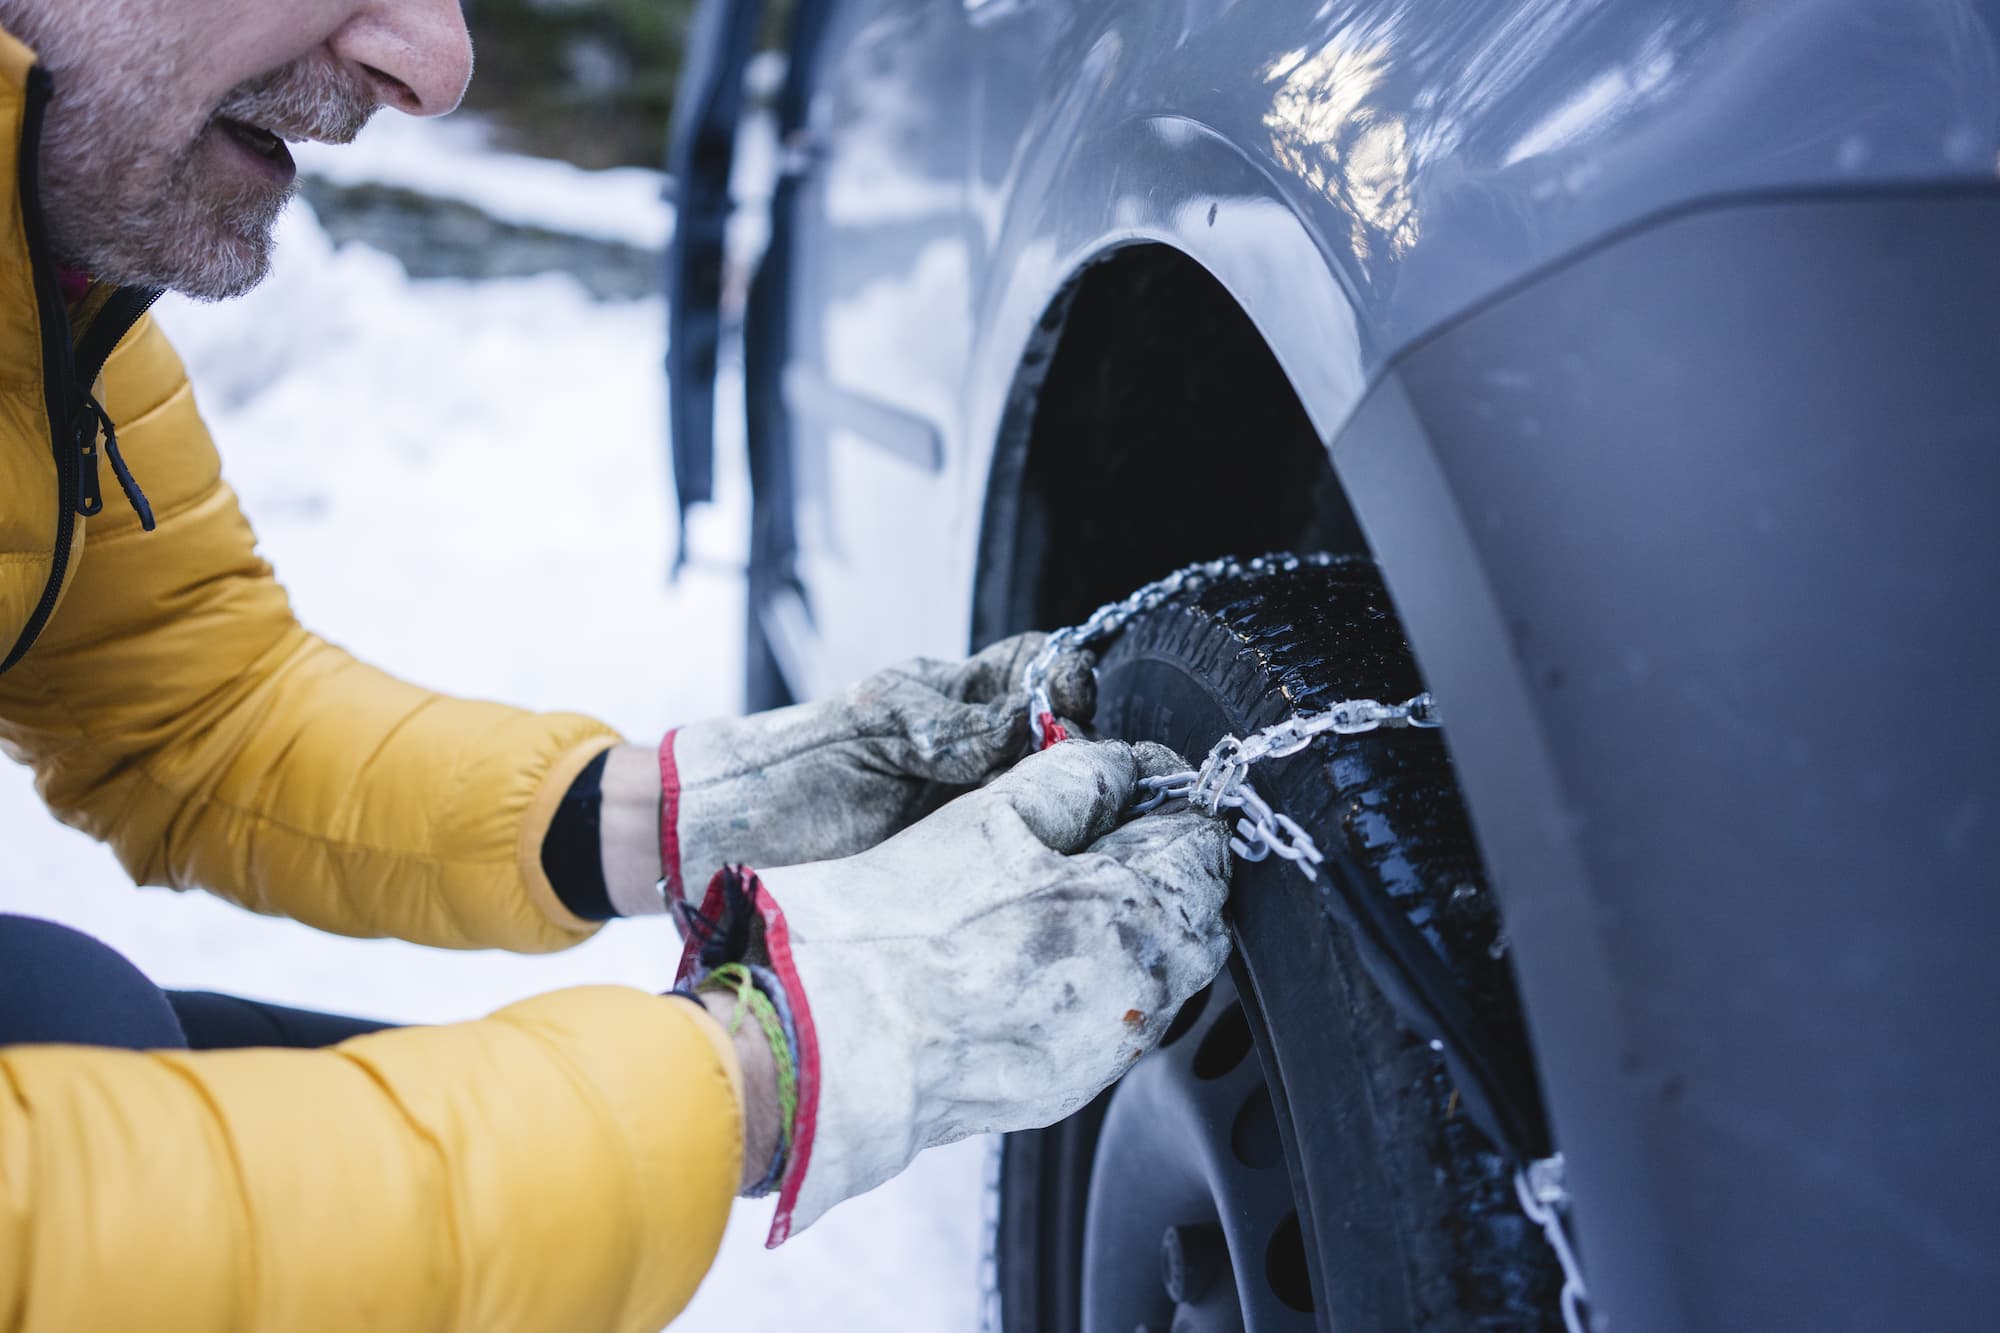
[2,117,985,1331]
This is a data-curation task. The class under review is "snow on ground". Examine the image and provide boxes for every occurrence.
[2,123,984,1332]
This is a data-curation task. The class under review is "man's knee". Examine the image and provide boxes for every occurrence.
[167,990,391,1050]
[0,915,187,1050]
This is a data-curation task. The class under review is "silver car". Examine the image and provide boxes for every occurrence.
[668,2,2000,1329]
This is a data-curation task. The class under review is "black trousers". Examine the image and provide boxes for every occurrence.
[0,913,392,1051]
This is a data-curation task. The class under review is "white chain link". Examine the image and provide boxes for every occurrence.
[1515,1155,1597,1333]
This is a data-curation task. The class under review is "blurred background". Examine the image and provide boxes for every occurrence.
[3,4,986,1330]
[294,0,787,300]
[464,0,704,168]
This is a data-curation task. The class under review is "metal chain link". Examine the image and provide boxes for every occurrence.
[990,552,1589,1331]
[1516,1155,1597,1333]
[1130,692,1439,878]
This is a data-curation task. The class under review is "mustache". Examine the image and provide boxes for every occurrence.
[212,54,379,145]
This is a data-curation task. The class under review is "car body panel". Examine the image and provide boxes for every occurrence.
[753,0,2000,686]
[1340,187,2000,1329]
[667,0,769,540]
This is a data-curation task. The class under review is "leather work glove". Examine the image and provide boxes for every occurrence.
[676,739,1233,1244]
[658,632,1097,900]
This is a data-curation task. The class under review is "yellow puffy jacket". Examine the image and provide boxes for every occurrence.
[0,31,740,1332]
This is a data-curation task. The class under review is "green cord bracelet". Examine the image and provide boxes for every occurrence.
[698,962,800,1157]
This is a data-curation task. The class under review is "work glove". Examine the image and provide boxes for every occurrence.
[676,738,1233,1244]
[660,632,1097,900]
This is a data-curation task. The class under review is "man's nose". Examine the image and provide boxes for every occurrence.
[329,0,474,117]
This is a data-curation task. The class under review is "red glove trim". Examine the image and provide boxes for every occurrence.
[674,866,823,1249]
[658,729,684,902]
[1037,711,1070,749]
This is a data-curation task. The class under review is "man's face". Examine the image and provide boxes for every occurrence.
[0,0,472,300]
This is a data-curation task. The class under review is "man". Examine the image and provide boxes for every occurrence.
[0,2,1234,1329]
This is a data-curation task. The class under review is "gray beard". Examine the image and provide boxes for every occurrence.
[14,5,375,301]
[42,115,296,302]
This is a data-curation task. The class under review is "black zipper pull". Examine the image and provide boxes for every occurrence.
[74,398,103,518]
[74,391,154,531]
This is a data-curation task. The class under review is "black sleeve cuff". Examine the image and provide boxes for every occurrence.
[540,749,618,921]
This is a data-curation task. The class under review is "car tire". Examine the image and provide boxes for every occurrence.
[996,556,1560,1332]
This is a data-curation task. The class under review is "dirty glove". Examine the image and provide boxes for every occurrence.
[675,738,1233,1244]
[658,632,1097,900]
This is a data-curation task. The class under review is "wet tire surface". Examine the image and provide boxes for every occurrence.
[999,558,1559,1333]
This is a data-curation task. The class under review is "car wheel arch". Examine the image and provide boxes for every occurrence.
[961,232,1684,1332]
[969,240,1370,643]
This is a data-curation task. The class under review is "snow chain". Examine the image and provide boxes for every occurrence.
[985,552,1595,1333]
[1024,553,1439,877]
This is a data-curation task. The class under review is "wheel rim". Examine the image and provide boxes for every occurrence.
[1082,964,1318,1333]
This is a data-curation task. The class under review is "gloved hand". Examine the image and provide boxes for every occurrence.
[676,739,1233,1244]
[657,632,1097,900]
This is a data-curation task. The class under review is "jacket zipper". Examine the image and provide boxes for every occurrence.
[73,287,164,526]
[1,67,163,678]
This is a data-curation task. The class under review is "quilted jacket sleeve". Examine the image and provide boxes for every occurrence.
[0,986,744,1333]
[0,314,615,950]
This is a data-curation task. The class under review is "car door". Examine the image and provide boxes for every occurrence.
[754,0,986,695]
